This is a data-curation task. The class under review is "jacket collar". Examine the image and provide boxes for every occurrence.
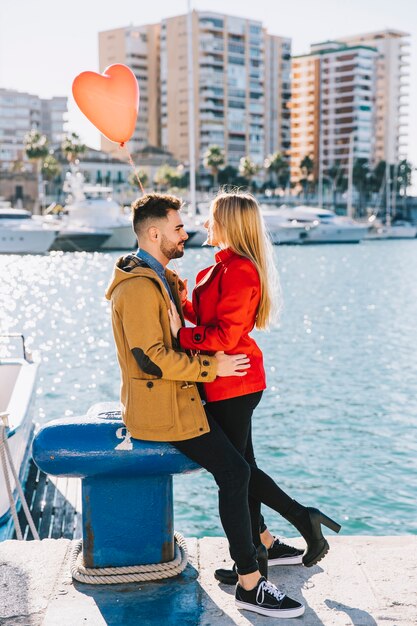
[215,247,238,263]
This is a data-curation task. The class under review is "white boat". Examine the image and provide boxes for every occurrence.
[54,168,137,251]
[273,206,368,244]
[0,203,58,254]
[261,209,313,244]
[0,334,38,540]
[183,207,311,247]
[49,223,113,252]
[365,217,417,240]
[183,213,208,247]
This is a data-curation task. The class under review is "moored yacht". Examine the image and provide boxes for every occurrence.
[274,205,368,244]
[46,167,137,252]
[54,166,136,250]
[62,184,137,251]
[0,203,58,254]
[365,217,417,240]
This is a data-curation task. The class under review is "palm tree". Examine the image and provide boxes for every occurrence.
[397,159,413,219]
[42,155,62,200]
[24,130,49,213]
[352,158,371,216]
[326,165,346,209]
[239,156,259,190]
[154,165,179,191]
[42,155,62,181]
[61,132,87,163]
[203,145,225,189]
[299,155,314,200]
[128,168,149,192]
[264,151,288,191]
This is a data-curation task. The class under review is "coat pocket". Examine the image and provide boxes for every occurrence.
[129,378,176,432]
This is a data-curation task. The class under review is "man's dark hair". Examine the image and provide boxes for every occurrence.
[131,193,183,236]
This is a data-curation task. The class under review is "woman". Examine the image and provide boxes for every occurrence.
[168,190,341,583]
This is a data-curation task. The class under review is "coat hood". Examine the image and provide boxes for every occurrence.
[105,254,181,306]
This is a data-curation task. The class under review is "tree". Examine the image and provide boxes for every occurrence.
[203,145,225,189]
[24,130,49,213]
[61,132,87,163]
[128,168,149,191]
[299,155,314,200]
[154,165,183,190]
[352,158,371,216]
[41,155,62,202]
[396,160,412,195]
[369,160,386,195]
[42,155,62,181]
[238,156,260,190]
[325,165,346,209]
[218,165,247,188]
[264,151,288,191]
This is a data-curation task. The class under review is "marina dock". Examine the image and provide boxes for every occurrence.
[1,534,415,625]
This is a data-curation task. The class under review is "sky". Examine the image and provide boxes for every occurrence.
[0,0,416,173]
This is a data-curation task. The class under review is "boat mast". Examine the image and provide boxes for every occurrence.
[347,133,354,218]
[187,1,197,217]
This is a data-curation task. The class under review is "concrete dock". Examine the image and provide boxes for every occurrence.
[0,535,416,625]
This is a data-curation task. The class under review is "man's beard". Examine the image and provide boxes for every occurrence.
[160,234,185,259]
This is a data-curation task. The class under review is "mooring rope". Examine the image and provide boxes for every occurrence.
[70,531,188,584]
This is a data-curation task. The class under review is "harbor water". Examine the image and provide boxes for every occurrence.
[1,240,416,537]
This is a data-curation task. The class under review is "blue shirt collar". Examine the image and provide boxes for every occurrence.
[135,248,175,303]
[136,248,165,276]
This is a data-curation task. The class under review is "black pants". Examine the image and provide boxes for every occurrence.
[171,412,258,575]
[206,391,294,544]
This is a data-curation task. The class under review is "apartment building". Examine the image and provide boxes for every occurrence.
[99,12,291,168]
[290,41,378,184]
[99,23,160,154]
[0,88,67,169]
[338,30,410,164]
[160,11,291,168]
[264,34,292,157]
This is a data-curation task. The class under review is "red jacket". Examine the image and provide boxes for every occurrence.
[178,248,266,402]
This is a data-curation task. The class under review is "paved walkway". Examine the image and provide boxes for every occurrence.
[0,536,416,625]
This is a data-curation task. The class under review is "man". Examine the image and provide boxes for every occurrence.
[105,192,304,619]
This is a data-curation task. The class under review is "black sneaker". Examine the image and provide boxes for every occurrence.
[268,537,304,565]
[235,576,305,618]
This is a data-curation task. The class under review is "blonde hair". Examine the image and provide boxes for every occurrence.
[211,190,281,329]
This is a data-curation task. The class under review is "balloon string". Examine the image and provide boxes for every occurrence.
[120,144,145,195]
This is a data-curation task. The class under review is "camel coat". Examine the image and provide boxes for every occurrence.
[105,255,217,441]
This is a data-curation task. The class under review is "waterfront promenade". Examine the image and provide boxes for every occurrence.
[1,535,415,625]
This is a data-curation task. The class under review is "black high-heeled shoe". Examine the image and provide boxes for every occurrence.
[285,502,341,567]
[214,543,268,585]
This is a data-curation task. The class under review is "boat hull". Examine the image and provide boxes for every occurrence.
[100,225,137,251]
[0,228,57,254]
[300,225,367,244]
[0,358,39,539]
[50,231,111,252]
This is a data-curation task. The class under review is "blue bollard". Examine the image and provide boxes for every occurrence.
[32,404,201,568]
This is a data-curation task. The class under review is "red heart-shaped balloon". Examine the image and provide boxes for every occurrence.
[72,64,139,144]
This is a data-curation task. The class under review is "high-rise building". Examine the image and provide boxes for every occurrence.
[290,41,378,185]
[338,30,410,164]
[99,12,291,168]
[0,88,67,169]
[99,23,160,154]
[40,97,68,146]
[264,34,292,157]
[160,11,291,168]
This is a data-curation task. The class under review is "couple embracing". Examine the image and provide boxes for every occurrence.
[105,190,340,619]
